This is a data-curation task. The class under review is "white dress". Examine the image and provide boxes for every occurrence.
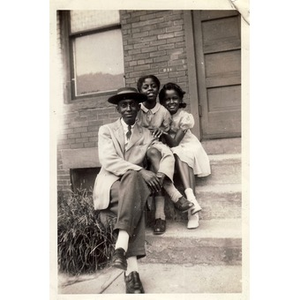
[169,109,211,177]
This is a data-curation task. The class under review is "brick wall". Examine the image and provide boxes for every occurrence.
[121,10,190,106]
[56,10,191,193]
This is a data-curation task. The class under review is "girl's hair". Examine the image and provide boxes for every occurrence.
[159,82,187,108]
[137,75,160,92]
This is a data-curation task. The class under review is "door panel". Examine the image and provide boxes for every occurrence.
[207,85,241,112]
[193,10,241,139]
[202,16,241,53]
[205,50,241,87]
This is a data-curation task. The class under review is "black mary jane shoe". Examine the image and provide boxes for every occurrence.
[124,271,145,294]
[174,196,194,212]
[153,218,166,235]
[111,248,127,270]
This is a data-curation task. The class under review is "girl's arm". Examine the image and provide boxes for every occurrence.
[162,128,187,147]
[151,110,172,139]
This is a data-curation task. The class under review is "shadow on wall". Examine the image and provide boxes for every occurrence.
[70,167,100,194]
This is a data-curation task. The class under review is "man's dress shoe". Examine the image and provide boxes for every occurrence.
[111,248,127,270]
[124,271,145,293]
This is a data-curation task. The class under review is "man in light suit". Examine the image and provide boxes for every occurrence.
[93,87,192,293]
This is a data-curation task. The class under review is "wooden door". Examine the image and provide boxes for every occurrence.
[193,10,241,139]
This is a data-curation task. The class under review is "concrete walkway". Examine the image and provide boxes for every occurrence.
[58,263,242,294]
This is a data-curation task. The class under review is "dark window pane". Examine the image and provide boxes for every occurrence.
[70,10,120,33]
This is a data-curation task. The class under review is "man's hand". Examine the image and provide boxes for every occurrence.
[152,128,164,139]
[139,169,162,193]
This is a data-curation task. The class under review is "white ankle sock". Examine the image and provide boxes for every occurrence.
[115,230,129,252]
[187,210,199,229]
[154,196,166,220]
[125,256,138,276]
[163,181,182,203]
[185,188,195,200]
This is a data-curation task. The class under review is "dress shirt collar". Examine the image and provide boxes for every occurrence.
[121,118,135,131]
[140,102,160,114]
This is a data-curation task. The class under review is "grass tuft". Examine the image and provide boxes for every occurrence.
[57,189,116,275]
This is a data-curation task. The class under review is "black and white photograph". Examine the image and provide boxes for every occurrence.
[50,0,249,298]
[4,1,300,300]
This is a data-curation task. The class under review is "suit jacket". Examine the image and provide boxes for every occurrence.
[93,118,174,210]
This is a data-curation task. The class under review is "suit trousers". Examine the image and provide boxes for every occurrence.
[106,170,150,259]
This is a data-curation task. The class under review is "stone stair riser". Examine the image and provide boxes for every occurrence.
[198,162,241,186]
[141,237,242,265]
[152,188,241,221]
[198,189,242,219]
[201,138,241,155]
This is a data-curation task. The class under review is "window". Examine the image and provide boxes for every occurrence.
[63,10,125,100]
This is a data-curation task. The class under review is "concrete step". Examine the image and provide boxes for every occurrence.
[158,183,242,221]
[143,219,242,266]
[157,153,242,221]
[103,263,242,294]
[197,184,242,219]
[201,137,241,155]
[199,153,241,186]
[58,264,242,294]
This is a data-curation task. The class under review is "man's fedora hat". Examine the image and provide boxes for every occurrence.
[108,87,147,105]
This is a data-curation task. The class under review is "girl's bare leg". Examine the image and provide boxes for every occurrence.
[146,148,166,234]
[174,154,201,229]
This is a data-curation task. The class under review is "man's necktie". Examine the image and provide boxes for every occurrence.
[126,125,132,140]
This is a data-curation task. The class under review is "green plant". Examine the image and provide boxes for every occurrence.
[57,189,116,275]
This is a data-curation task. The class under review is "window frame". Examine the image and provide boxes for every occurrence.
[59,10,124,102]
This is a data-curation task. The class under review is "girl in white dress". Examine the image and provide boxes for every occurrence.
[137,75,193,234]
[159,82,211,229]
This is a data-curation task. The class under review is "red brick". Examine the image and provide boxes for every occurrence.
[169,71,186,78]
[135,53,150,60]
[158,33,174,39]
[87,125,99,132]
[73,127,88,133]
[71,143,84,149]
[68,133,81,139]
[139,11,166,21]
[150,40,166,46]
[133,64,151,71]
[128,49,141,55]
[158,44,175,51]
[169,36,184,43]
[131,28,140,34]
[84,142,97,148]
[140,24,157,32]
[134,42,151,49]
[75,137,89,143]
[153,55,170,63]
[60,128,74,134]
[150,50,167,58]
[124,44,134,51]
[129,61,138,67]
[141,46,157,53]
[81,131,97,138]
[140,36,157,43]
[88,137,98,142]
[174,31,184,37]
[130,10,148,18]
[132,31,149,39]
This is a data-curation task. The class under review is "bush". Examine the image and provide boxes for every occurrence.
[57,189,116,275]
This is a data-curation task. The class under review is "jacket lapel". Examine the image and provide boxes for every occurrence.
[112,119,125,154]
[126,124,143,151]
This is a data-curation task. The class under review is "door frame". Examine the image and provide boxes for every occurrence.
[184,10,202,140]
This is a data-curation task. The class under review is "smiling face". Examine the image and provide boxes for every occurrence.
[161,89,181,115]
[140,77,159,103]
[116,99,140,125]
